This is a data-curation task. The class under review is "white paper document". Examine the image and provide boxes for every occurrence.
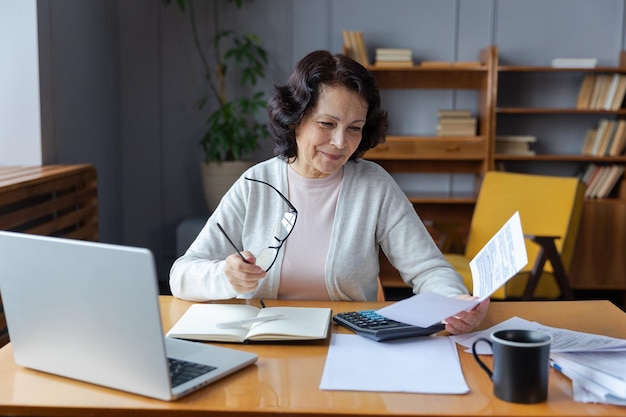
[469,211,527,298]
[550,352,626,405]
[376,292,477,328]
[377,212,527,328]
[451,316,626,354]
[320,334,469,394]
[568,372,626,406]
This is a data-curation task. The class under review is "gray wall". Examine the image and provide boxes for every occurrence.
[36,0,626,288]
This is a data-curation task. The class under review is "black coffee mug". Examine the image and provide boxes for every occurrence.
[472,329,552,404]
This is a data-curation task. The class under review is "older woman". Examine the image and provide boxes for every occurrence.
[170,50,488,334]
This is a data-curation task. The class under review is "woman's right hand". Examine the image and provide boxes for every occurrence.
[223,251,267,294]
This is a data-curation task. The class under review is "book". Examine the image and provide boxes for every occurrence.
[375,48,412,60]
[576,74,626,110]
[420,61,482,68]
[436,110,477,136]
[579,163,599,184]
[589,119,610,156]
[582,128,597,155]
[583,164,624,199]
[551,57,598,68]
[342,30,369,66]
[495,135,537,155]
[550,351,626,398]
[610,75,626,110]
[596,120,616,156]
[609,120,626,156]
[354,31,370,66]
[586,166,611,199]
[437,109,473,118]
[374,48,412,66]
[603,74,621,110]
[595,165,625,199]
[166,303,332,343]
[576,74,596,109]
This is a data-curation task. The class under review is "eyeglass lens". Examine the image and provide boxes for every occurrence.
[255,211,297,271]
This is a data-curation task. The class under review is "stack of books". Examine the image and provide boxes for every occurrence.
[436,110,477,136]
[495,135,537,155]
[374,48,413,67]
[582,119,626,156]
[341,30,369,66]
[580,163,625,199]
[576,74,626,110]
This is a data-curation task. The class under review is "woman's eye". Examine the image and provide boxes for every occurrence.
[319,121,334,128]
[349,126,362,133]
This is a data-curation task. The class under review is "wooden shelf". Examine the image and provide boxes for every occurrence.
[494,154,626,162]
[497,108,626,114]
[495,54,626,294]
[360,46,495,257]
[366,65,489,89]
[360,45,625,295]
[499,65,626,73]
[364,136,486,161]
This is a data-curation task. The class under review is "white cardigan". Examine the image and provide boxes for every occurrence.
[169,157,468,301]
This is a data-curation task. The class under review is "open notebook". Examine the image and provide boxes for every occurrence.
[0,231,257,401]
[167,303,332,342]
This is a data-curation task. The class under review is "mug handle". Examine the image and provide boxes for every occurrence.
[472,338,493,379]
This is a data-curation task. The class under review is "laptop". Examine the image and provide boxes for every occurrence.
[0,231,257,401]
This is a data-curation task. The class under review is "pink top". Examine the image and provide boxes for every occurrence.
[277,166,343,300]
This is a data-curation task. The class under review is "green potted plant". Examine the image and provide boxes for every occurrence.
[163,0,269,210]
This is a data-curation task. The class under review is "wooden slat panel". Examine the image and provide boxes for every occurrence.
[0,186,97,230]
[0,164,98,238]
[0,164,98,348]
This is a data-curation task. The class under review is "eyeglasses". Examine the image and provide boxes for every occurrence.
[217,177,298,272]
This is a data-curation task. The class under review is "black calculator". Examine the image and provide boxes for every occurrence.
[333,310,445,342]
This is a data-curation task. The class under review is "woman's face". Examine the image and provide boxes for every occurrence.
[291,85,368,178]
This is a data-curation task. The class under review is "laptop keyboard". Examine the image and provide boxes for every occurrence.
[168,357,217,388]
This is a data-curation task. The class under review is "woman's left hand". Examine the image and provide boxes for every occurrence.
[444,295,490,335]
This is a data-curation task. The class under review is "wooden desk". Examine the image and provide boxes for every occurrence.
[0,297,625,416]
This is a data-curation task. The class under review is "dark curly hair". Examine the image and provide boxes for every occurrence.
[267,50,388,161]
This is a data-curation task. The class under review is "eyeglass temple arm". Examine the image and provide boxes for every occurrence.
[244,177,297,213]
[217,223,249,264]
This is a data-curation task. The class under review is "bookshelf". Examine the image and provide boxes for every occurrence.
[353,42,625,298]
[363,46,496,238]
[494,53,626,295]
[357,46,496,294]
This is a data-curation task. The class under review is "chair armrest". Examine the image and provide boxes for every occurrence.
[522,234,574,300]
[430,221,465,254]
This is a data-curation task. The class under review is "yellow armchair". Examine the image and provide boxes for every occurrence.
[443,171,585,300]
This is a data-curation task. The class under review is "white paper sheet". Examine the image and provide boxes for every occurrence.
[469,211,527,298]
[377,212,527,328]
[320,334,469,394]
[451,316,626,354]
[376,291,477,328]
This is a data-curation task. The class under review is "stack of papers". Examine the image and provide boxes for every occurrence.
[452,316,626,406]
[550,352,626,405]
